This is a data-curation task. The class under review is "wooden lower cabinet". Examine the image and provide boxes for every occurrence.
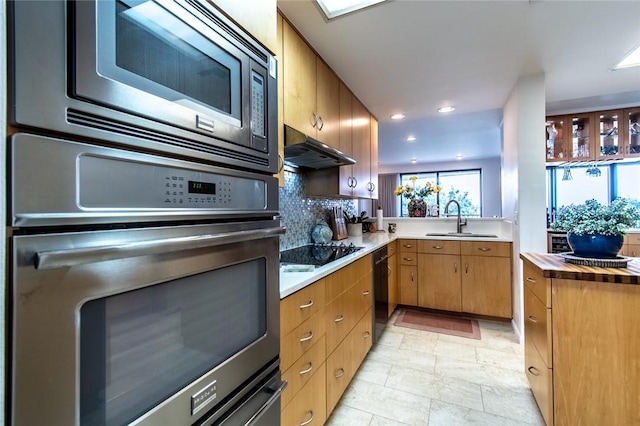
[415,240,512,318]
[281,254,373,425]
[326,309,372,415]
[282,361,327,426]
[398,265,417,305]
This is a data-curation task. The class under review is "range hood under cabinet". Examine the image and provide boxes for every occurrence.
[283,125,355,169]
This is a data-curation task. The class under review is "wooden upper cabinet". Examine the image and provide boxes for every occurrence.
[623,107,640,158]
[368,117,379,199]
[351,96,371,198]
[316,59,340,149]
[567,112,595,160]
[208,0,277,53]
[595,109,623,160]
[338,82,355,196]
[283,20,317,137]
[545,116,569,162]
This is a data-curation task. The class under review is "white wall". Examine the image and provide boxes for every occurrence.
[378,157,502,217]
[502,74,547,341]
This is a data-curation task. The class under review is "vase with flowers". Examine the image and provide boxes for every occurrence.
[394,176,441,217]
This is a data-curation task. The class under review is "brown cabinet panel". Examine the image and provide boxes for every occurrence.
[316,59,340,149]
[281,278,325,336]
[399,265,418,306]
[523,261,551,308]
[418,239,461,255]
[524,286,552,368]
[525,333,553,426]
[460,241,511,257]
[281,311,326,372]
[281,334,326,409]
[418,253,462,311]
[461,255,512,318]
[281,361,327,425]
[351,96,371,199]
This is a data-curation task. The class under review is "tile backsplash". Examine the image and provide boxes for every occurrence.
[279,171,356,251]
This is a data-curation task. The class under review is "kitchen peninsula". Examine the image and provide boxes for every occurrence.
[520,252,640,426]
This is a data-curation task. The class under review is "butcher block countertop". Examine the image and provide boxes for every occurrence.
[520,252,640,285]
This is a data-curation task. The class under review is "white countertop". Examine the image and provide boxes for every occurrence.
[280,217,513,299]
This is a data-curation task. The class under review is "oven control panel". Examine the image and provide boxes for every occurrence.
[78,154,268,210]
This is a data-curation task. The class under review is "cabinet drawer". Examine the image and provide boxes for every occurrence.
[325,255,371,303]
[325,276,372,355]
[628,244,640,257]
[281,335,326,409]
[461,241,511,257]
[523,260,551,308]
[281,361,327,425]
[418,239,460,255]
[525,334,553,426]
[281,311,326,372]
[281,279,326,336]
[387,240,397,257]
[399,252,417,265]
[524,286,552,368]
[398,239,417,252]
[326,310,372,416]
[626,233,640,245]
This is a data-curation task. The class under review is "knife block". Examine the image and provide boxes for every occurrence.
[330,217,348,240]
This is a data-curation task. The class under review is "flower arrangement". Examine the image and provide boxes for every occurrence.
[394,176,441,200]
[550,198,640,236]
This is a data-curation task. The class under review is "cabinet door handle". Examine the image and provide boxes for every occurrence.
[352,176,358,188]
[299,331,314,342]
[403,244,413,248]
[527,315,538,323]
[363,290,370,296]
[403,257,413,262]
[432,245,444,250]
[526,277,537,284]
[454,262,458,273]
[465,263,468,273]
[299,363,313,375]
[478,247,491,252]
[334,368,345,378]
[527,366,540,376]
[277,153,284,173]
[317,116,324,130]
[334,315,345,323]
[311,112,319,127]
[411,271,415,282]
[362,331,371,339]
[299,300,314,309]
[300,411,314,426]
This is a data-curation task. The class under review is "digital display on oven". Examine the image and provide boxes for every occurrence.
[188,181,216,194]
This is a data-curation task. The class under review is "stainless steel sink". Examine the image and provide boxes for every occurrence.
[425,232,498,238]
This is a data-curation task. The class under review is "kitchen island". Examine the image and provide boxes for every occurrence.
[520,252,640,426]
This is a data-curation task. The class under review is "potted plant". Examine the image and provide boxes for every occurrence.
[394,176,441,217]
[550,198,640,258]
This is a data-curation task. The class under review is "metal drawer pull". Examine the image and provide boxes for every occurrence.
[526,277,537,283]
[299,331,314,342]
[300,411,314,426]
[403,244,413,248]
[334,315,345,323]
[299,300,314,309]
[527,315,538,323]
[528,366,540,376]
[334,368,345,378]
[432,245,443,249]
[478,247,491,252]
[362,331,371,338]
[299,363,313,375]
[403,257,413,261]
[363,290,370,296]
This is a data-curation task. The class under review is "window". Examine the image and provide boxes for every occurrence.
[399,170,481,217]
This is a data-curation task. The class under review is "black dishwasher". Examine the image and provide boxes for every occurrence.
[373,246,389,342]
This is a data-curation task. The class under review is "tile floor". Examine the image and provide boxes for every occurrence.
[325,310,545,426]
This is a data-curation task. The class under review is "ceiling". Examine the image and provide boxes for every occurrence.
[276,0,640,169]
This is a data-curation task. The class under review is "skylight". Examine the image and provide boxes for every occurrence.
[315,0,386,20]
[614,44,640,70]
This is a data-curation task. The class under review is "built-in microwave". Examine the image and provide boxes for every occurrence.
[9,0,278,174]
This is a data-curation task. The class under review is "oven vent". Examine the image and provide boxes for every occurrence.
[186,0,269,64]
[66,109,269,167]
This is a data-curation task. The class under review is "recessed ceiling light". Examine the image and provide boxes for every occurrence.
[406,136,416,141]
[614,44,640,69]
[315,0,387,20]
[390,113,406,120]
[438,106,455,113]
[410,158,417,164]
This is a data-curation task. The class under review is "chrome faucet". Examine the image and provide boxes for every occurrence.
[443,199,467,234]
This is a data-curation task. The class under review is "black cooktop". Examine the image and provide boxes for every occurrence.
[280,243,363,266]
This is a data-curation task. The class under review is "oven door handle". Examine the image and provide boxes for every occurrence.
[35,226,286,270]
[245,379,288,426]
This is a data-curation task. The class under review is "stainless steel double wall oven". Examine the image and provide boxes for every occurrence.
[8,1,283,425]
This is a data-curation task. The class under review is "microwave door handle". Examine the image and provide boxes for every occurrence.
[34,226,286,270]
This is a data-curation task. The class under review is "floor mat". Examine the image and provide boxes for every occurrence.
[393,309,481,340]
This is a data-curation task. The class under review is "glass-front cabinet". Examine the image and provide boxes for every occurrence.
[623,107,640,158]
[596,110,623,159]
[545,116,568,161]
[568,112,594,160]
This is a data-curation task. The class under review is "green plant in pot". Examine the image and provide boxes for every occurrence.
[550,198,640,258]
